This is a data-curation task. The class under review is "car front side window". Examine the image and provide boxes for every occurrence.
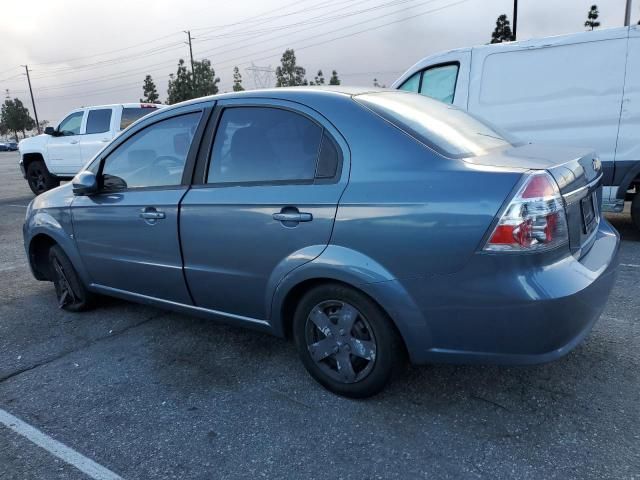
[57,112,84,136]
[100,112,201,190]
[419,64,459,104]
[207,107,323,184]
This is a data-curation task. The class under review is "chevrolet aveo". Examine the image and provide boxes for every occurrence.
[23,88,619,397]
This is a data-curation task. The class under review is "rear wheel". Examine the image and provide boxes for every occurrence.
[293,283,403,398]
[632,193,640,232]
[26,160,59,195]
[48,245,94,312]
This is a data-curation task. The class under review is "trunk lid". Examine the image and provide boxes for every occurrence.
[467,144,604,255]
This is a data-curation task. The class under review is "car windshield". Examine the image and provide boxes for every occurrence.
[355,91,520,158]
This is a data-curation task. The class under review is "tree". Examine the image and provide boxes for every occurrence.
[490,14,513,43]
[585,5,601,30]
[275,49,307,87]
[233,66,244,92]
[167,59,193,105]
[314,70,325,86]
[1,98,35,141]
[140,75,161,104]
[329,70,341,85]
[193,59,220,97]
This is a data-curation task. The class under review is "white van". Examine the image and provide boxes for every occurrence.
[393,26,640,230]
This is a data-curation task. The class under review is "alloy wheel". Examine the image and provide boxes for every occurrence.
[304,300,377,384]
[52,256,77,308]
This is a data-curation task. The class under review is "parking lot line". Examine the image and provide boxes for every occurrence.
[621,263,640,268]
[0,409,124,480]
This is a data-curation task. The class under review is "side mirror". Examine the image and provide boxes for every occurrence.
[44,126,56,136]
[72,171,98,196]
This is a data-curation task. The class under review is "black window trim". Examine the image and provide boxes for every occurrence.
[194,103,344,189]
[93,108,211,194]
[398,61,461,104]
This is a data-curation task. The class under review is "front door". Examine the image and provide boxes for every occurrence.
[48,110,85,175]
[72,110,204,304]
[180,101,349,321]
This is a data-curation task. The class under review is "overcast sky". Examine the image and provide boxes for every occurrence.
[0,0,635,123]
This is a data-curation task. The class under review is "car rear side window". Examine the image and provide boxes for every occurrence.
[356,91,518,158]
[207,107,323,184]
[101,112,201,190]
[86,109,112,134]
[398,72,420,93]
[120,107,158,130]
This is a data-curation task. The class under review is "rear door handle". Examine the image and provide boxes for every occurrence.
[100,138,110,143]
[273,212,313,222]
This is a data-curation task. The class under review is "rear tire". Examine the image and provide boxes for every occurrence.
[632,193,640,232]
[293,283,403,398]
[48,245,94,312]
[26,160,59,195]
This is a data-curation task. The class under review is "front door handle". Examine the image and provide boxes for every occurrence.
[140,207,166,222]
[69,140,79,145]
[273,212,313,222]
[100,138,110,143]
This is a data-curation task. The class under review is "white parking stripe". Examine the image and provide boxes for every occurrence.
[0,263,26,273]
[621,263,640,268]
[6,204,28,208]
[0,409,124,480]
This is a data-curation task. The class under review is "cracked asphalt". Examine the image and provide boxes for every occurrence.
[0,151,639,479]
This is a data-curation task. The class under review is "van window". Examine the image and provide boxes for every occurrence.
[398,72,420,93]
[356,91,518,158]
[420,64,458,104]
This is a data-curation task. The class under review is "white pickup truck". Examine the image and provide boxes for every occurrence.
[19,103,163,194]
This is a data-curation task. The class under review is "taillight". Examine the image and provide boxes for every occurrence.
[484,171,568,252]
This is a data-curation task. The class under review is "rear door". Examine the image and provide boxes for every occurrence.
[80,107,115,164]
[180,99,349,321]
[47,110,85,174]
[72,105,208,304]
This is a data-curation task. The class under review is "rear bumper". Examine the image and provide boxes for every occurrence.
[385,219,620,365]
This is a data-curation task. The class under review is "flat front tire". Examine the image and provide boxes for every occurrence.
[26,160,59,195]
[49,245,94,312]
[293,283,403,398]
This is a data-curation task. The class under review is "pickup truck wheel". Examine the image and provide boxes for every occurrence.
[49,245,94,312]
[27,160,59,195]
[293,283,403,398]
[632,193,640,232]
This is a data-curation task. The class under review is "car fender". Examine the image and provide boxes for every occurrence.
[269,245,433,359]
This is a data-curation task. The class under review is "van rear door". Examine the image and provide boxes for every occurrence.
[467,29,628,185]
[613,26,640,191]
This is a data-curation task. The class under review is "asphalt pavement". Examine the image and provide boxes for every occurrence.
[0,151,639,479]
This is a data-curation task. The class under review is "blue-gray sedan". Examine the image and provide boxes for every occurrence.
[23,88,619,397]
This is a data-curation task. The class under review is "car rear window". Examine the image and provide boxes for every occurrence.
[355,91,518,158]
[120,106,158,130]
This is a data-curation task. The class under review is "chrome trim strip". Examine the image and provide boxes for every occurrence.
[562,173,604,204]
[91,284,270,327]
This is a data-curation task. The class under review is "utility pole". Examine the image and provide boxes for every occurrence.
[624,0,632,26]
[184,30,196,94]
[22,65,41,134]
[512,0,518,41]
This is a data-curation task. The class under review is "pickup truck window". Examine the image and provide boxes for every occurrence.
[86,109,112,134]
[120,107,158,130]
[58,112,84,136]
[420,64,458,104]
[101,112,201,190]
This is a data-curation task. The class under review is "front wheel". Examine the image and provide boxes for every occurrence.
[49,245,94,312]
[26,160,59,195]
[293,283,403,398]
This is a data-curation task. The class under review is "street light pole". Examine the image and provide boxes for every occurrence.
[22,65,41,134]
[624,0,632,26]
[512,0,518,41]
[184,30,196,94]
